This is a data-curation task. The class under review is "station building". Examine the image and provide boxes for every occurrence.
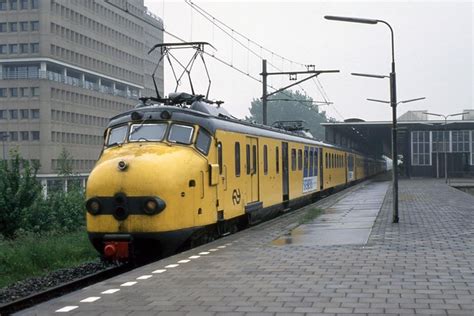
[0,0,164,184]
[322,110,474,179]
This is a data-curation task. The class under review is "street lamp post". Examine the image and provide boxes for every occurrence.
[325,15,400,223]
[425,112,468,184]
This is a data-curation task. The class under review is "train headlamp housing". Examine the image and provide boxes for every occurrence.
[160,110,171,120]
[143,197,166,215]
[86,198,101,215]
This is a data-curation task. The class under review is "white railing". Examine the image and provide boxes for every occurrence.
[1,69,140,100]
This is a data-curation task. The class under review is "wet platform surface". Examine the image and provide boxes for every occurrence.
[272,183,387,246]
[19,179,474,316]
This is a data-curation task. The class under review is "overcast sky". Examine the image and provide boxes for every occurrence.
[144,0,473,122]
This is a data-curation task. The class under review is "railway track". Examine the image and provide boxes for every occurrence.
[0,263,132,315]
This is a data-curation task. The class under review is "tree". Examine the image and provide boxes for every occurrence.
[246,90,332,140]
[56,147,74,177]
[0,150,41,238]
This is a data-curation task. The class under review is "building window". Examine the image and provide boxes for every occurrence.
[9,0,17,9]
[0,44,6,54]
[19,43,28,53]
[452,130,470,152]
[30,109,39,119]
[9,132,18,141]
[31,87,39,96]
[20,131,29,141]
[9,44,18,54]
[19,0,27,9]
[9,88,18,97]
[0,88,6,97]
[0,110,6,119]
[0,23,6,32]
[30,0,37,9]
[432,130,449,153]
[9,109,18,119]
[30,43,39,53]
[20,109,28,119]
[31,131,39,141]
[471,131,474,165]
[0,0,6,10]
[9,22,17,32]
[412,131,431,166]
[19,21,28,31]
[20,87,29,97]
[30,20,39,31]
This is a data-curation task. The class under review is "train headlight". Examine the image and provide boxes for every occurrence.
[86,198,101,215]
[143,197,166,215]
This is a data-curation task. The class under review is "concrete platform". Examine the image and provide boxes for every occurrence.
[18,179,474,316]
[272,182,388,247]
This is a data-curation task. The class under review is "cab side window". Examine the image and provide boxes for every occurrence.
[195,128,211,155]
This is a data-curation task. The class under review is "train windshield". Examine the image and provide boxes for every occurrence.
[107,125,128,146]
[129,123,167,142]
[168,124,194,144]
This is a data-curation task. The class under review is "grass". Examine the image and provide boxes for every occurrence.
[299,207,323,224]
[0,230,98,289]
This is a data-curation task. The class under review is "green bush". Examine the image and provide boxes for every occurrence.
[0,230,97,288]
[0,151,41,239]
[22,188,85,234]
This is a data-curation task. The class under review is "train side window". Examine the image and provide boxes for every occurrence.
[217,142,223,174]
[309,149,314,176]
[195,128,211,155]
[276,146,279,174]
[314,148,318,175]
[298,149,302,170]
[246,144,251,175]
[263,145,268,174]
[235,142,240,177]
[252,145,257,174]
[325,153,328,169]
[304,147,308,177]
[291,149,296,171]
[332,154,335,168]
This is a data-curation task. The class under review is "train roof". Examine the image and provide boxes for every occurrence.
[107,101,382,160]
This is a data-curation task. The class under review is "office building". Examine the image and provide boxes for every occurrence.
[0,0,164,177]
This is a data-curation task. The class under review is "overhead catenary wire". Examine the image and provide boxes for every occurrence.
[106,0,340,119]
[184,0,344,120]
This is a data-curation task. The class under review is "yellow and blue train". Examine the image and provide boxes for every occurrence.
[85,94,385,261]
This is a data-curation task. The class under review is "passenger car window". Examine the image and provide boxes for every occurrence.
[107,125,127,146]
[168,124,194,144]
[195,128,211,155]
[235,142,241,176]
[129,123,167,142]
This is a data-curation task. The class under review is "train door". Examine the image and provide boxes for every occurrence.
[245,137,259,202]
[282,142,289,201]
[347,154,354,182]
[216,141,226,220]
[319,147,324,190]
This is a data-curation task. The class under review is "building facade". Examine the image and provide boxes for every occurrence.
[0,0,163,175]
[323,110,474,179]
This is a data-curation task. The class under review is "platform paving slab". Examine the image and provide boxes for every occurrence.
[16,179,474,316]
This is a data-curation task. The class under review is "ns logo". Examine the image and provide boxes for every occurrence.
[232,189,241,205]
